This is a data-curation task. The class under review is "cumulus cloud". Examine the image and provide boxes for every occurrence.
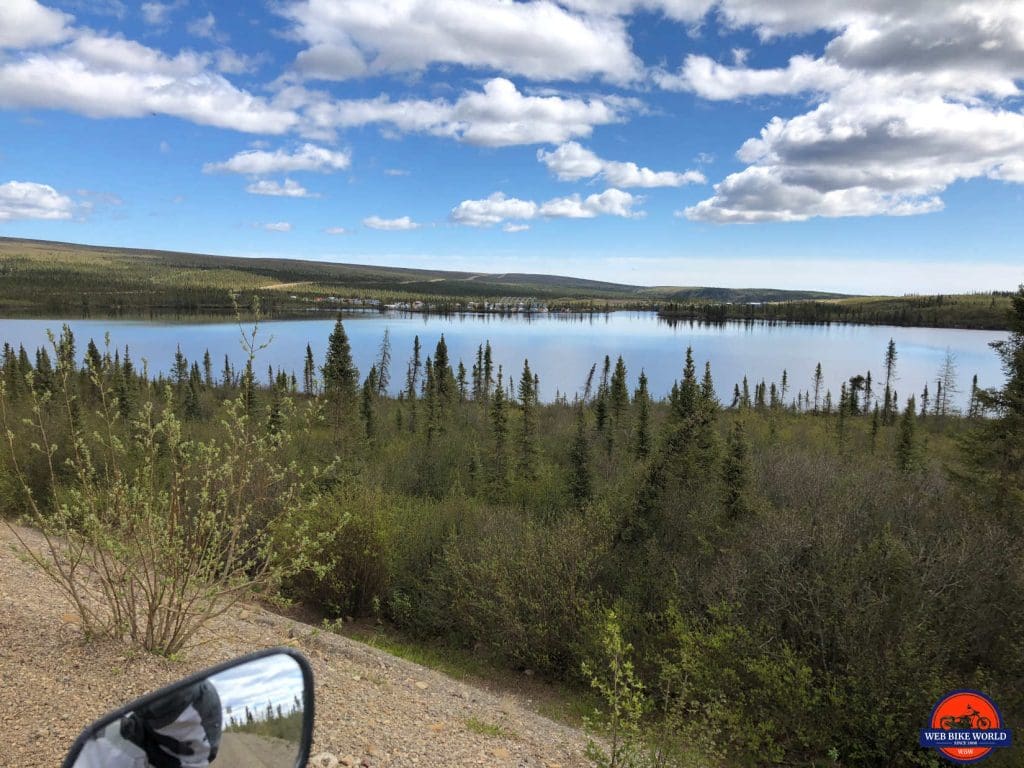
[324,226,348,234]
[204,143,351,175]
[262,221,292,232]
[245,179,317,198]
[538,141,705,187]
[279,0,641,84]
[451,188,641,227]
[364,215,420,230]
[669,2,1024,222]
[303,77,625,147]
[0,33,298,134]
[140,1,184,26]
[0,181,75,220]
[0,0,73,49]
[503,223,530,232]
[451,193,539,227]
[540,188,642,218]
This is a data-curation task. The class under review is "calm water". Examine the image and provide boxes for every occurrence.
[0,313,1008,410]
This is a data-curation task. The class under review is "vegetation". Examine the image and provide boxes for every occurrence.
[3,285,1023,766]
[660,291,1015,330]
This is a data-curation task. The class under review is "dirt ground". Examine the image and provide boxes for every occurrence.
[0,523,591,767]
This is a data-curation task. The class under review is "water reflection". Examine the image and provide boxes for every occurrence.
[0,312,1006,410]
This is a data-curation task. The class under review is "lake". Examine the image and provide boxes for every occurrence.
[0,313,1008,410]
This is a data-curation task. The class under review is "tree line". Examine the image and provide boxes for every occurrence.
[3,287,1024,767]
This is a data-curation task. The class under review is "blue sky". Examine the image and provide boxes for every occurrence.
[1,0,1022,294]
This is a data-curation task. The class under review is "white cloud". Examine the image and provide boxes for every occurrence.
[262,221,292,232]
[451,193,539,227]
[384,168,409,177]
[204,143,351,175]
[672,2,1024,222]
[0,0,73,49]
[245,179,317,198]
[538,141,705,187]
[364,215,420,230]
[303,77,625,147]
[279,0,642,84]
[503,223,530,232]
[451,188,641,227]
[140,1,183,26]
[655,54,848,99]
[324,226,348,234]
[187,13,218,40]
[0,34,298,134]
[540,188,642,218]
[0,180,74,221]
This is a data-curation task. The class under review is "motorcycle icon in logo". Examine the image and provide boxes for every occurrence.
[939,704,992,732]
[920,690,1013,764]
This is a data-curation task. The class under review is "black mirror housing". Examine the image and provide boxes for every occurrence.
[62,647,314,768]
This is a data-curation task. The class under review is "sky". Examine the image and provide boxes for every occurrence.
[0,0,1023,295]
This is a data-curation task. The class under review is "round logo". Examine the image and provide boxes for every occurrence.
[919,690,1013,764]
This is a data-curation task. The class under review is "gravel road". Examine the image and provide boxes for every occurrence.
[0,524,592,767]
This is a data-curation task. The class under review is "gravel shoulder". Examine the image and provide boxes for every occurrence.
[0,523,592,768]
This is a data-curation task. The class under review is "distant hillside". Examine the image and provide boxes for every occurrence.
[0,237,850,316]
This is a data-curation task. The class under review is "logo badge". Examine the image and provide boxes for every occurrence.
[919,690,1013,763]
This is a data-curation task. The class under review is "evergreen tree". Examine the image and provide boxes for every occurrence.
[173,345,188,388]
[895,395,920,473]
[434,335,457,407]
[240,359,257,418]
[472,344,484,401]
[920,383,930,417]
[634,370,652,460]
[883,339,898,424]
[303,344,316,394]
[673,347,699,421]
[722,418,750,518]
[741,376,751,409]
[812,362,824,413]
[406,335,422,399]
[517,359,538,477]
[730,383,741,409]
[489,366,508,487]
[423,357,440,442]
[457,361,468,402]
[967,374,981,418]
[870,404,881,453]
[361,367,377,438]
[702,361,719,412]
[610,356,629,423]
[84,339,103,376]
[376,329,392,398]
[569,404,592,507]
[957,285,1024,520]
[221,354,233,388]
[203,349,214,388]
[323,318,359,420]
[780,369,789,408]
[35,347,54,393]
[863,370,873,414]
[483,341,494,402]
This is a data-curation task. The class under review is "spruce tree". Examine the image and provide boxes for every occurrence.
[722,418,750,518]
[517,359,538,477]
[812,362,824,413]
[895,395,920,473]
[956,285,1024,520]
[361,367,377,438]
[610,356,629,423]
[883,339,898,424]
[203,349,214,388]
[303,344,316,394]
[702,361,719,412]
[490,366,508,487]
[376,329,392,398]
[634,370,652,460]
[569,404,592,507]
[457,361,468,402]
[673,347,699,421]
[323,318,359,420]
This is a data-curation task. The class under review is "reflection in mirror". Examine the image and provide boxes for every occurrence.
[70,653,306,768]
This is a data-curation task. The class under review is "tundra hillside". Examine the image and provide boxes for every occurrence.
[0,237,1013,329]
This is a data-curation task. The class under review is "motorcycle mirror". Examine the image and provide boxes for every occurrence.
[62,647,314,768]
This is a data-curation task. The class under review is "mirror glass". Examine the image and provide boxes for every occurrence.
[69,652,307,768]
